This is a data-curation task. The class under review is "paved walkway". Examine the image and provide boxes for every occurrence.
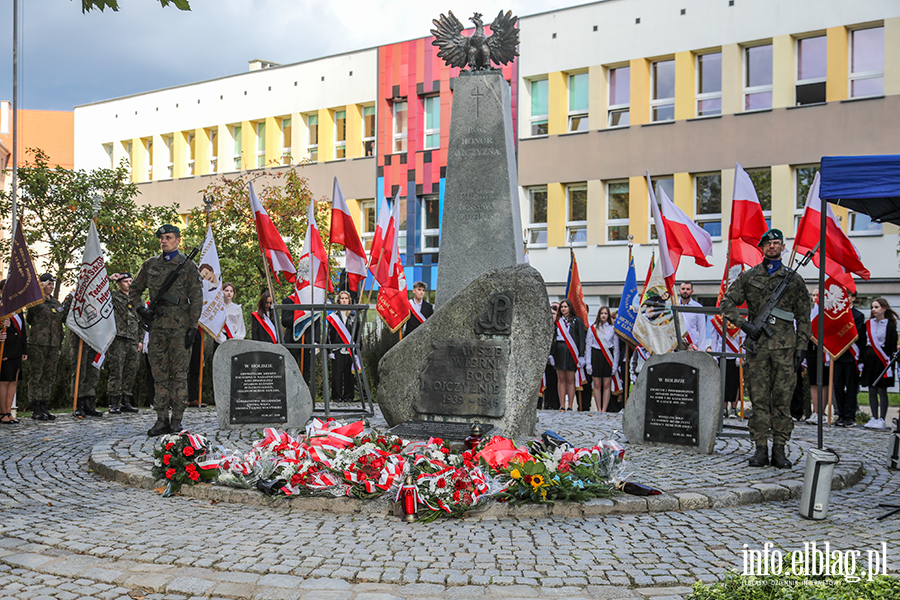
[1,407,899,600]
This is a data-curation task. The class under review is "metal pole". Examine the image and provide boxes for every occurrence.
[817,185,827,449]
[11,0,18,233]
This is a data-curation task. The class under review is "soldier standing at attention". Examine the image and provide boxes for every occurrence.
[106,272,141,414]
[721,229,811,469]
[129,224,202,437]
[26,274,71,421]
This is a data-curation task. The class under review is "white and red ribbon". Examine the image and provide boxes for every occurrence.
[251,311,277,343]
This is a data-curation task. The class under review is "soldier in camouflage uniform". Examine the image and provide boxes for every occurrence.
[26,273,71,421]
[129,224,202,437]
[70,327,104,418]
[106,272,140,414]
[721,229,811,469]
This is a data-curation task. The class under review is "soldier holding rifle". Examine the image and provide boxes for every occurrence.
[721,229,811,469]
[129,224,202,437]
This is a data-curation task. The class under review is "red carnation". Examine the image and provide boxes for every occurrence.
[162,454,171,465]
[182,446,195,457]
[165,442,174,450]
[524,475,532,484]
[437,478,447,489]
[186,463,197,473]
[290,474,302,486]
[440,447,450,456]
[165,468,176,479]
[453,490,461,501]
[188,471,200,482]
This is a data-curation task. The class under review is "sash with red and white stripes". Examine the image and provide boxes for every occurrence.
[252,311,277,344]
[222,322,234,339]
[556,319,581,365]
[326,311,361,371]
[590,325,615,369]
[9,314,23,336]
[867,320,891,378]
[409,300,426,324]
[92,353,104,369]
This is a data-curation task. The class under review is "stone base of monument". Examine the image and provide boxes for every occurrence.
[388,420,495,441]
[623,351,721,454]
[378,264,552,441]
[213,339,313,430]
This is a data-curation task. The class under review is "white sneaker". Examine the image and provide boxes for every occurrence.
[806,413,818,424]
[865,418,887,430]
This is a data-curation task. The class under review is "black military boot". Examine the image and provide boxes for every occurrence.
[33,402,51,421]
[748,443,769,467]
[147,418,170,437]
[771,444,793,469]
[120,395,139,413]
[73,398,86,418]
[169,417,183,433]
[82,396,103,418]
[108,395,122,414]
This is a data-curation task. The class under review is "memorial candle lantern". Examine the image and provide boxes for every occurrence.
[397,475,419,522]
[465,423,484,450]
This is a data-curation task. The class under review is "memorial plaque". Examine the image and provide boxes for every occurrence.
[229,351,287,425]
[416,339,509,417]
[388,420,495,441]
[644,362,699,446]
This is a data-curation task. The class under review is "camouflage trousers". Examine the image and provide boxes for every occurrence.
[148,328,190,422]
[28,344,60,407]
[70,337,100,398]
[746,347,797,445]
[106,336,139,396]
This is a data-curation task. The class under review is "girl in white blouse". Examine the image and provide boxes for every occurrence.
[216,282,247,344]
[586,306,618,412]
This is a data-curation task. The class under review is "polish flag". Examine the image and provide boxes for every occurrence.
[729,164,769,267]
[368,191,396,282]
[300,200,332,293]
[249,182,296,284]
[373,196,401,289]
[811,276,859,359]
[795,172,870,281]
[375,202,410,332]
[330,177,368,294]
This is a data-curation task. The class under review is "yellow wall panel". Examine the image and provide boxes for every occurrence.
[589,65,606,131]
[194,128,209,176]
[826,26,849,102]
[630,58,650,126]
[721,44,742,115]
[674,51,695,121]
[241,120,253,171]
[548,71,566,136]
[629,175,649,244]
[547,182,565,247]
[172,132,187,179]
[346,104,362,160]
[346,198,362,232]
[771,164,793,235]
[318,109,335,162]
[587,179,603,246]
[673,172,693,216]
[885,17,900,96]
[131,137,146,183]
[772,35,794,109]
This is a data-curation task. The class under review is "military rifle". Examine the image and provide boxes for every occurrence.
[742,242,819,356]
[137,246,200,331]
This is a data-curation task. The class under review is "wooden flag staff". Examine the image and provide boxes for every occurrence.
[72,197,103,416]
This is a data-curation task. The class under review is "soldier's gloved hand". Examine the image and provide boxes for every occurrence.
[136,306,154,322]
[185,328,195,349]
[794,349,806,372]
[740,321,761,341]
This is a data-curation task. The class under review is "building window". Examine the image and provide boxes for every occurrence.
[694,172,722,239]
[794,164,819,231]
[334,110,346,159]
[850,26,884,98]
[744,44,773,110]
[850,211,882,234]
[608,66,630,127]
[606,180,630,242]
[696,52,722,116]
[124,141,132,176]
[565,184,588,246]
[419,194,440,252]
[281,118,291,165]
[145,138,153,180]
[526,186,548,247]
[649,177,674,240]
[208,128,217,173]
[256,122,266,168]
[186,132,195,175]
[307,114,318,162]
[796,36,827,105]
[232,125,242,170]
[103,143,114,169]
[165,135,174,178]
[530,79,549,136]
[651,59,675,122]
[361,199,376,251]
[746,167,772,226]
[423,96,440,150]
[567,73,589,132]
[362,106,375,156]
[393,101,408,153]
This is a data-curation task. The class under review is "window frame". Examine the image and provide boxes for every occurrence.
[362,105,376,156]
[525,186,549,248]
[745,167,773,226]
[418,194,441,252]
[693,172,723,240]
[565,183,588,247]
[793,164,819,232]
[281,117,292,165]
[232,125,242,171]
[256,122,266,168]
[306,114,318,163]
[567,72,589,133]
[649,177,675,241]
[743,43,774,111]
[696,51,723,117]
[529,78,549,137]
[334,110,347,159]
[423,96,440,150]
[360,199,376,251]
[606,179,630,244]
[392,101,408,153]
[165,134,174,179]
[145,138,153,180]
[849,25,885,99]
[208,128,217,173]
[650,59,676,122]
[795,35,827,106]
[186,132,195,176]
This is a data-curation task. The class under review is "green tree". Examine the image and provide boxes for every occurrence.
[0,148,179,297]
[81,0,190,13]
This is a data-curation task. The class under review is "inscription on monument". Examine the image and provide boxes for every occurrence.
[644,363,699,446]
[417,339,509,417]
[230,351,288,424]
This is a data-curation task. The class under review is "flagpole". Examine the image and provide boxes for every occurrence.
[73,198,102,417]
[624,234,634,405]
[364,244,388,305]
[196,195,214,406]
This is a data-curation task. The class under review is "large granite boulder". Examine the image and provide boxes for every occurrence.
[378,264,552,441]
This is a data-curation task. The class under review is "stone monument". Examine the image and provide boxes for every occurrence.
[431,10,524,307]
[622,352,722,454]
[213,339,313,430]
[379,264,552,440]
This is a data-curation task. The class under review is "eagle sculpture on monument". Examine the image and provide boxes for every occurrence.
[430,10,519,71]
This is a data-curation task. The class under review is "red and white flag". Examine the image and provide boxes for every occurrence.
[330,177,367,294]
[811,277,859,359]
[375,200,410,332]
[301,200,332,293]
[370,191,400,288]
[250,182,296,284]
[729,164,769,267]
[795,172,870,282]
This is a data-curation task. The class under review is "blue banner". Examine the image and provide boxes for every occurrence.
[614,256,638,345]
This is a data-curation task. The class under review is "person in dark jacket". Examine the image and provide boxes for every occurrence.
[250,292,277,343]
[861,297,898,430]
[832,290,867,427]
[327,291,360,402]
[0,279,27,424]
[551,298,585,412]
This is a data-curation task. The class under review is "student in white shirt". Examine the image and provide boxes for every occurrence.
[586,306,618,412]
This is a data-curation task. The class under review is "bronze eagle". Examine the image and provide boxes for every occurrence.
[430,10,519,71]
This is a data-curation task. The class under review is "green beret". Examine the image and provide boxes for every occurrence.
[758,228,784,247]
[155,224,181,238]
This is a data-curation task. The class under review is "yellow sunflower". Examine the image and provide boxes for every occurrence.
[531,474,545,488]
[510,469,521,479]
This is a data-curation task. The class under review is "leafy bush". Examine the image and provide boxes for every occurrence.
[689,568,900,600]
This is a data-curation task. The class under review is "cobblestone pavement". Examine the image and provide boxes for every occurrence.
[1,407,899,599]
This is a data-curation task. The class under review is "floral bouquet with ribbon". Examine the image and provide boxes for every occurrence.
[152,431,213,497]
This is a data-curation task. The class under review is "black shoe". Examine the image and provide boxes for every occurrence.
[771,444,792,469]
[120,397,139,413]
[147,420,170,437]
[169,420,183,433]
[45,410,56,421]
[82,397,103,418]
[748,444,769,467]
[834,419,846,427]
